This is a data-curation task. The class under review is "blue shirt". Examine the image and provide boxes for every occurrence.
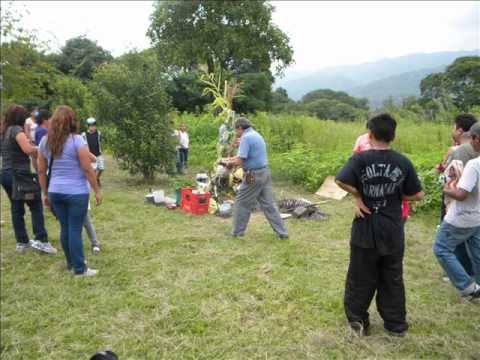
[34,127,48,146]
[39,135,90,195]
[237,128,268,170]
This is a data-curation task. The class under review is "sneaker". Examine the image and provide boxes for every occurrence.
[277,234,289,240]
[348,321,370,337]
[92,246,101,255]
[74,268,98,278]
[15,242,30,253]
[32,241,57,255]
[461,288,480,303]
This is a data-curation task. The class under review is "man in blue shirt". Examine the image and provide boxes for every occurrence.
[223,117,288,239]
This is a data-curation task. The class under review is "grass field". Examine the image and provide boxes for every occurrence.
[1,157,479,360]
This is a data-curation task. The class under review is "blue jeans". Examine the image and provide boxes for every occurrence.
[434,222,480,294]
[49,192,89,274]
[0,169,48,244]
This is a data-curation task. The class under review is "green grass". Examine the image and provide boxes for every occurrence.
[1,157,479,359]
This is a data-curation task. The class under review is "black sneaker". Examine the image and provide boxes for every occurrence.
[349,321,370,337]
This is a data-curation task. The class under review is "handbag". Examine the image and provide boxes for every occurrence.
[9,126,41,201]
[12,169,41,201]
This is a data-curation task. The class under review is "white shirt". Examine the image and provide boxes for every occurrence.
[25,117,37,141]
[179,131,189,149]
[445,156,480,228]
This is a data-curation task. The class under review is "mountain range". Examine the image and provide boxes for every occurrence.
[274,50,479,108]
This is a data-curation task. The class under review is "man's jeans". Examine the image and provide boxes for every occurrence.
[434,222,480,295]
[49,192,89,275]
[0,169,48,244]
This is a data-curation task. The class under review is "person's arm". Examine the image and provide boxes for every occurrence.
[37,151,51,208]
[443,160,477,202]
[88,152,97,163]
[78,146,102,205]
[335,180,372,218]
[15,132,37,155]
[224,156,243,168]
[402,192,425,201]
[443,181,469,201]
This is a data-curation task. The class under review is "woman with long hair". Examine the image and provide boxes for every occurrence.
[38,106,102,277]
[0,104,57,254]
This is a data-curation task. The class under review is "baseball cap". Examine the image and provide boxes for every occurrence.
[86,117,97,126]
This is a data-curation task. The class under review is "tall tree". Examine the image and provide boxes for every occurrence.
[148,1,293,75]
[55,36,113,81]
[90,51,175,180]
[0,3,58,108]
[420,56,480,112]
[445,56,480,111]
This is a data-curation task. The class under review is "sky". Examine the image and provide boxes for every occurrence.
[6,1,480,74]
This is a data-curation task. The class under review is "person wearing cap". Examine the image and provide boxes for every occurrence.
[434,122,480,302]
[82,118,104,187]
[222,117,288,239]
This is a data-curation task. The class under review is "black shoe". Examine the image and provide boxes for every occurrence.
[277,234,289,240]
[349,321,370,337]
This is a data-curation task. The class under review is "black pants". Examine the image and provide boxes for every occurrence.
[344,245,408,333]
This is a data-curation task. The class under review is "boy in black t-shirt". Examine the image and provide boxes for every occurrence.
[336,113,424,337]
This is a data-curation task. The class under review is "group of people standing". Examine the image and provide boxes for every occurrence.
[1,104,478,335]
[1,104,105,277]
[335,112,480,337]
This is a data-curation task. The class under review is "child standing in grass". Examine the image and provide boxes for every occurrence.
[336,113,424,337]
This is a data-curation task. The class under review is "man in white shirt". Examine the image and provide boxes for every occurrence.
[434,123,480,302]
[178,124,189,170]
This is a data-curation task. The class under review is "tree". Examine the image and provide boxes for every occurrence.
[0,3,58,109]
[51,76,95,122]
[166,70,210,113]
[445,56,480,111]
[270,87,296,113]
[304,99,359,121]
[301,89,369,110]
[55,36,113,81]
[233,72,272,113]
[148,1,293,75]
[419,56,480,113]
[90,51,175,180]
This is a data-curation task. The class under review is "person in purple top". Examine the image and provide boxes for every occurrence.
[38,106,103,277]
[34,110,50,146]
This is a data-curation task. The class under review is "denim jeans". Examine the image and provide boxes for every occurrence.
[49,192,89,274]
[179,148,188,169]
[434,222,480,295]
[0,169,48,244]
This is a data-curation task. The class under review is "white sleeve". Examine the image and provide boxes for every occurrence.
[457,161,479,193]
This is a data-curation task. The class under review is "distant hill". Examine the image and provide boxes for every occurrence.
[348,66,446,108]
[275,50,479,102]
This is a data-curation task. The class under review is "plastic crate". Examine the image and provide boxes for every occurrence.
[181,188,211,215]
